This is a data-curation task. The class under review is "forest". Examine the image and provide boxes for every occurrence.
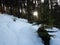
[0,0,60,28]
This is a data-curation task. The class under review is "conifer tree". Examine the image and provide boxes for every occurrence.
[37,0,55,45]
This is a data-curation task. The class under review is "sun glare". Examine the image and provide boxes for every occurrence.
[33,11,38,17]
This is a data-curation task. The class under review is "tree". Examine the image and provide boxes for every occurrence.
[37,0,54,45]
[37,25,50,45]
[53,2,60,28]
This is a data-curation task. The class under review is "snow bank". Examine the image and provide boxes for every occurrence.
[0,14,44,45]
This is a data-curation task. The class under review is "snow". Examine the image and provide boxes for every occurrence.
[45,27,60,45]
[32,24,60,45]
[0,14,44,45]
[50,28,60,45]
[0,13,60,45]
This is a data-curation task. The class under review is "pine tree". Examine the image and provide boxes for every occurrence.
[53,2,60,28]
[37,0,55,45]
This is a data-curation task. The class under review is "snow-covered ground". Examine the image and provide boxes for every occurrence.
[0,14,44,45]
[0,14,60,45]
[50,28,60,45]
